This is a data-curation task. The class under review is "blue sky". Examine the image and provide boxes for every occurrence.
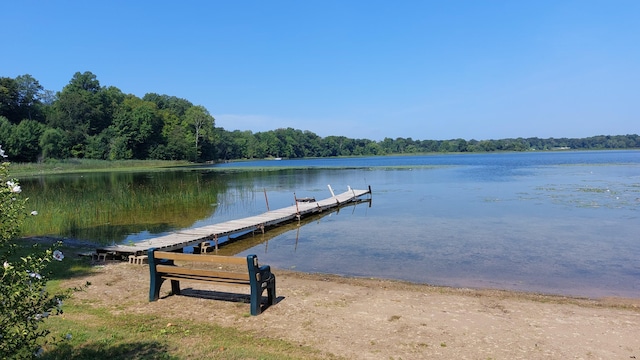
[3,1,638,141]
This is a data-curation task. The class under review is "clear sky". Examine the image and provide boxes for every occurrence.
[3,1,638,141]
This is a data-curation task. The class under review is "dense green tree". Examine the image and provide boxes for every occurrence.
[184,105,215,161]
[152,125,192,160]
[110,96,162,159]
[0,117,13,158]
[40,128,70,159]
[97,86,126,133]
[48,72,107,156]
[255,131,283,158]
[7,120,45,162]
[0,78,20,123]
[226,130,260,159]
[84,129,114,160]
[143,93,193,117]
[15,74,46,122]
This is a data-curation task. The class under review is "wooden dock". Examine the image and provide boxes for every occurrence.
[98,186,371,258]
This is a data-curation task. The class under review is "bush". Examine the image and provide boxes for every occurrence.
[1,145,66,359]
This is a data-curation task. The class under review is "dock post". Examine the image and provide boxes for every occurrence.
[264,188,270,211]
[294,192,300,216]
[328,184,335,197]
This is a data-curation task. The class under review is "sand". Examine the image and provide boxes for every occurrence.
[62,258,639,360]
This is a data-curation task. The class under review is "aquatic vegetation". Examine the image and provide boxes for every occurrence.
[20,171,228,244]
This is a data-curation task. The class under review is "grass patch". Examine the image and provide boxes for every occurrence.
[43,311,331,360]
[10,159,193,177]
[19,169,229,243]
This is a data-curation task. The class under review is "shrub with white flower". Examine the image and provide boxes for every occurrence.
[1,145,67,359]
[6,180,21,194]
[52,250,64,261]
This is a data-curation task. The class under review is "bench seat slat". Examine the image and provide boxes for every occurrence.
[154,251,246,265]
[160,274,250,287]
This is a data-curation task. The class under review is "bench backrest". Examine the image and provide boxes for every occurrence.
[148,249,266,283]
[152,250,247,266]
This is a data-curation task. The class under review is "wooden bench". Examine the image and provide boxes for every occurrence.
[147,248,276,315]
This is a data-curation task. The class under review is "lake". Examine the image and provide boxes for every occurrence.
[21,150,640,299]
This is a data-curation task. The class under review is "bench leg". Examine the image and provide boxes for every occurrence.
[249,275,277,315]
[267,276,277,306]
[250,287,262,316]
[149,278,181,300]
[170,280,181,296]
[149,277,164,301]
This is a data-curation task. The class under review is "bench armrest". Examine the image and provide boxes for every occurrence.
[258,265,273,281]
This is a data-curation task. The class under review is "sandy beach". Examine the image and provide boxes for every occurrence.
[62,258,640,360]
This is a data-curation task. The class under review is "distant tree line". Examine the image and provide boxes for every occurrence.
[1,72,215,162]
[1,72,639,163]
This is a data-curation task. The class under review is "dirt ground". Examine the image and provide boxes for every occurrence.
[56,250,640,360]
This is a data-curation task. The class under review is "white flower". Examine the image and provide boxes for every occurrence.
[6,181,21,193]
[31,210,38,216]
[28,271,42,280]
[53,250,64,261]
[0,145,6,158]
[34,311,51,321]
[3,261,8,268]
[65,333,72,340]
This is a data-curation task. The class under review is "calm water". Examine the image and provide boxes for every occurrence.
[23,150,640,298]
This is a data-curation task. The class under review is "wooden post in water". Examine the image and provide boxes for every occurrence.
[294,192,300,217]
[263,188,270,211]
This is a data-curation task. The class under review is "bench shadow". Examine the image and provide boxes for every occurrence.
[166,288,285,313]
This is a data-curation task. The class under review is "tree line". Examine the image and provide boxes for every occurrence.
[1,72,638,163]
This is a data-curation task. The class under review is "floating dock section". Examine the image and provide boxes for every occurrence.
[98,186,371,258]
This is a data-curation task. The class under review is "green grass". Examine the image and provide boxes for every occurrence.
[43,310,330,360]
[22,178,222,240]
[19,167,230,243]
[5,239,337,360]
[10,159,193,177]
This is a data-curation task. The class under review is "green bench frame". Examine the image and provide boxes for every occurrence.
[148,248,276,315]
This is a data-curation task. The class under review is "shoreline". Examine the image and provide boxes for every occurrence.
[275,269,640,310]
[23,235,640,309]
